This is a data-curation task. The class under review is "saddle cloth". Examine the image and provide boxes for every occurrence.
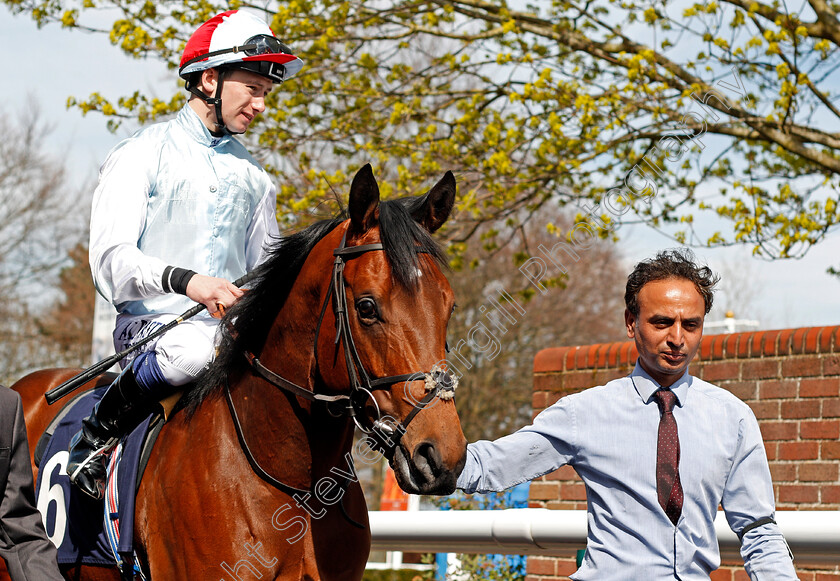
[35,387,152,569]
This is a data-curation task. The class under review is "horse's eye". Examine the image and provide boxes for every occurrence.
[356,297,378,322]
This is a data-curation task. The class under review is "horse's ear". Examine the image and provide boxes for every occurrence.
[348,164,380,234]
[412,171,456,233]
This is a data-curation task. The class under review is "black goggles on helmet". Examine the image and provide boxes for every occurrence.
[180,34,295,72]
[243,34,292,57]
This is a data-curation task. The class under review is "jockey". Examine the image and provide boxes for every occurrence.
[66,10,303,500]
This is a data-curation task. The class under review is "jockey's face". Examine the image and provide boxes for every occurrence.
[195,68,274,134]
[217,69,274,134]
[625,277,705,388]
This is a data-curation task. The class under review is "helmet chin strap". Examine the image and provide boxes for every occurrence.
[185,68,246,136]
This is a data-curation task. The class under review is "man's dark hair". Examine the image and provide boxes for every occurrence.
[625,248,720,316]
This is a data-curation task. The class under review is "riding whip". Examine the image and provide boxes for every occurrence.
[44,271,256,405]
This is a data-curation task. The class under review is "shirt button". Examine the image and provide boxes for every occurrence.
[213,227,220,236]
[210,185,217,192]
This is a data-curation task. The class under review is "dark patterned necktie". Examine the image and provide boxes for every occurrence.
[654,389,683,525]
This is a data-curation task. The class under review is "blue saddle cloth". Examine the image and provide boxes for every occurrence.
[35,387,151,569]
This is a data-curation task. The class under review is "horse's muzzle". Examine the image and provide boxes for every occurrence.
[390,439,466,496]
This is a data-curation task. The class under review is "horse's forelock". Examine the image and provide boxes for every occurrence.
[378,198,448,289]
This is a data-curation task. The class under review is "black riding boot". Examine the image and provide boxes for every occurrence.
[66,367,150,500]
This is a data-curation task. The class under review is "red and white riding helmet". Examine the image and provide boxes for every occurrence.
[179,10,303,84]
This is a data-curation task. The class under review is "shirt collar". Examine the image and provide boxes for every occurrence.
[177,104,231,148]
[630,362,691,407]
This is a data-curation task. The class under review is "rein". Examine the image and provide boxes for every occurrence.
[223,379,366,529]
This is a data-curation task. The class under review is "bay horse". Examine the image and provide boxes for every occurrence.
[11,164,467,580]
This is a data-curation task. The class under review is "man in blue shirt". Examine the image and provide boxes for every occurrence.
[66,10,303,500]
[457,249,797,579]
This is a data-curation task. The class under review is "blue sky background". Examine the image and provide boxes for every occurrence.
[2,5,839,332]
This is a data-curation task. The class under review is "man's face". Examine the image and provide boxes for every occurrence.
[625,277,706,388]
[203,68,274,134]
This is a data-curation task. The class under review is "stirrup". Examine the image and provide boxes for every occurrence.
[67,437,118,485]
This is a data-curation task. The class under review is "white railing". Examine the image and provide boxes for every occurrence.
[369,509,840,566]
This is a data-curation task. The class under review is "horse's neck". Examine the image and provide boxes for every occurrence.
[257,228,337,396]
[221,244,355,489]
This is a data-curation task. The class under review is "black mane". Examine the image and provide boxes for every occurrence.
[184,197,448,415]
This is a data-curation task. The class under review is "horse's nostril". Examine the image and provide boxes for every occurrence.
[413,441,440,482]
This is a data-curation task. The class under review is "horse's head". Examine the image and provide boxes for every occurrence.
[315,164,467,495]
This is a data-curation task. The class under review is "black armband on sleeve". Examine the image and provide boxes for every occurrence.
[162,266,197,295]
[737,516,776,541]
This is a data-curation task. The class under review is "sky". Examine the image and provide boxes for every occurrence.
[2,5,839,334]
[1,7,173,182]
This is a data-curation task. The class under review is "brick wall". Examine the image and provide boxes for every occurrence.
[528,326,840,580]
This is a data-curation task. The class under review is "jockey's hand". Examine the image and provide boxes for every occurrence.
[186,274,244,319]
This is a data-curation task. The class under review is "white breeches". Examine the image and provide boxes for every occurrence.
[113,313,219,386]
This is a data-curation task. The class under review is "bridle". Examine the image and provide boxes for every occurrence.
[316,229,457,445]
[223,226,457,523]
[226,226,457,481]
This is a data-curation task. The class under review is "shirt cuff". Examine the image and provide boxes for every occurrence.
[162,266,197,295]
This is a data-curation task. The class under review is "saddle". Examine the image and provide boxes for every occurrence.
[34,377,182,474]
[34,381,183,578]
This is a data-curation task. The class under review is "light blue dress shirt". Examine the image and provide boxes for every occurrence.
[89,104,279,316]
[457,363,797,580]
